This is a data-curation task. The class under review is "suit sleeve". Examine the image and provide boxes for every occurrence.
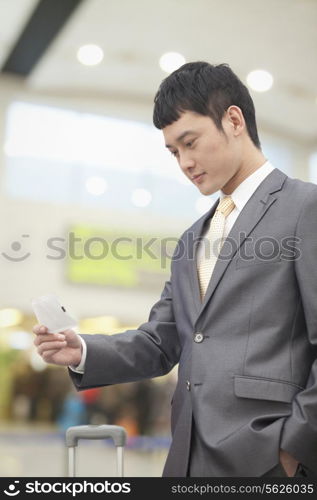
[69,279,181,390]
[280,188,317,467]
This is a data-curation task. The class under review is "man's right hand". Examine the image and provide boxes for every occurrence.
[33,324,82,367]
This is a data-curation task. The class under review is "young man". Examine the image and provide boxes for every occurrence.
[33,62,317,477]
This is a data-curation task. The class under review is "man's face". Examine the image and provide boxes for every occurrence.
[163,110,242,195]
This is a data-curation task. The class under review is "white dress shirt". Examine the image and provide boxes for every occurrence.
[70,160,275,374]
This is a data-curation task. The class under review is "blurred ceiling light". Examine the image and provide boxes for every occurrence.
[9,330,32,350]
[131,188,152,207]
[195,196,214,215]
[30,349,47,372]
[246,69,273,92]
[86,176,108,196]
[0,308,23,327]
[159,52,186,73]
[77,44,104,66]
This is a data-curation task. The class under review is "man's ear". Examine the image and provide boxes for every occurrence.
[226,105,245,135]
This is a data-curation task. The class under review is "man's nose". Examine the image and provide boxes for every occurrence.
[179,152,195,171]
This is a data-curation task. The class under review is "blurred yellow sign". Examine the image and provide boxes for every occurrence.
[66,225,177,289]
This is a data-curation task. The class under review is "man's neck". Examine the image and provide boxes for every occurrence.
[222,150,267,195]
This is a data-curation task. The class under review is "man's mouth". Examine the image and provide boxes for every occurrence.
[192,173,205,183]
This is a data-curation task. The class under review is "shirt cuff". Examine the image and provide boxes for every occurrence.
[69,335,87,374]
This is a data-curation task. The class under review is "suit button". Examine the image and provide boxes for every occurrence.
[186,380,191,391]
[194,332,204,343]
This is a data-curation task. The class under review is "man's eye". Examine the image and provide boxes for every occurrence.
[186,139,195,148]
[171,150,178,157]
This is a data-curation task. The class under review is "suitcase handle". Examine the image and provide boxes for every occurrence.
[66,424,127,447]
[65,425,127,477]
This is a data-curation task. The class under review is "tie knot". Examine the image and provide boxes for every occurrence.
[216,196,235,217]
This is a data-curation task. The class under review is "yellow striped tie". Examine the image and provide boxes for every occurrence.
[198,196,235,300]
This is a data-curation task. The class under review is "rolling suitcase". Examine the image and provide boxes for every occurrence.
[65,425,127,477]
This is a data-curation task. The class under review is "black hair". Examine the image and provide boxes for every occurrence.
[153,61,261,149]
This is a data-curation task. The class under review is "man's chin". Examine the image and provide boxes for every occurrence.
[198,185,218,196]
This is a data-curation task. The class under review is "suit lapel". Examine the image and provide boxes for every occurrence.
[190,168,287,318]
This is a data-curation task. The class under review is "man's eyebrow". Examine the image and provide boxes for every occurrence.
[165,130,196,148]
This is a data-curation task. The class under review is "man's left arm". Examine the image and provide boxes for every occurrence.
[280,188,317,473]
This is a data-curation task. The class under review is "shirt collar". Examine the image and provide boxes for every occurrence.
[219,160,275,212]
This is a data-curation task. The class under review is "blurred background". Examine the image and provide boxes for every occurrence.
[0,0,316,477]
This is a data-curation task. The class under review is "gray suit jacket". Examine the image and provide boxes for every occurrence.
[70,168,317,476]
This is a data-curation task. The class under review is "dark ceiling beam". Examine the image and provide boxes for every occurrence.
[1,0,84,76]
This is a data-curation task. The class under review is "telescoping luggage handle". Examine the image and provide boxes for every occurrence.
[66,425,127,477]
